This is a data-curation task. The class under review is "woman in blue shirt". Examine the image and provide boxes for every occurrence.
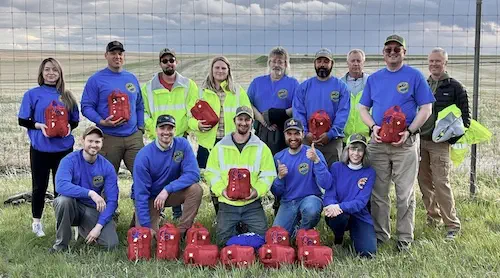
[18,58,80,237]
[323,133,377,258]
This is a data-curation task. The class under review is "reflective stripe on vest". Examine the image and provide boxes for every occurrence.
[146,80,189,115]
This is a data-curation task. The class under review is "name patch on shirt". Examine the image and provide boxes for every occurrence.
[126,83,137,93]
[92,176,104,188]
[357,177,368,189]
[330,91,340,102]
[173,151,184,163]
[277,89,288,99]
[298,163,309,175]
[397,82,409,94]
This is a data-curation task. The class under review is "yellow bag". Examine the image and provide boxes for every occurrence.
[450,119,492,166]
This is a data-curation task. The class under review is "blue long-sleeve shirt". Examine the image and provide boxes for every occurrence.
[55,150,118,226]
[81,68,144,137]
[271,145,331,202]
[133,137,200,228]
[247,74,299,112]
[323,162,375,225]
[293,76,350,140]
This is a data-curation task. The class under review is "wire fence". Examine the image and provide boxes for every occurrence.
[0,0,498,181]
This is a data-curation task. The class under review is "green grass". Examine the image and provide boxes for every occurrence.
[0,171,499,277]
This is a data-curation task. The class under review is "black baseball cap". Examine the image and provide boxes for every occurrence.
[156,114,176,128]
[106,41,125,52]
[83,126,104,138]
[284,118,304,132]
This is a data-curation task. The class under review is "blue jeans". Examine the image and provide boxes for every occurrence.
[216,200,268,247]
[325,214,377,258]
[273,195,323,237]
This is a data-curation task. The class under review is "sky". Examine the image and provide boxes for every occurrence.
[0,0,498,55]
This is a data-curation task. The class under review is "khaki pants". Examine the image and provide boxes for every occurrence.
[135,183,203,234]
[418,139,460,231]
[305,138,342,167]
[368,135,419,243]
[100,130,144,174]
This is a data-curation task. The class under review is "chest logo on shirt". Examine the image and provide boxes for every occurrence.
[397,82,409,94]
[126,83,137,93]
[298,163,309,175]
[277,89,288,99]
[173,151,184,163]
[357,177,368,190]
[92,176,104,188]
[330,91,340,102]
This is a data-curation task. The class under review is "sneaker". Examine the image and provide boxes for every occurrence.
[396,241,411,252]
[32,222,45,237]
[445,230,459,241]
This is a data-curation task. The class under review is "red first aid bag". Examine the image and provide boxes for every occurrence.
[190,99,219,127]
[44,101,69,138]
[295,229,321,248]
[308,110,331,139]
[297,246,333,268]
[380,105,407,143]
[220,245,255,268]
[226,168,251,200]
[186,222,211,245]
[108,90,130,121]
[183,244,219,267]
[258,244,296,268]
[265,226,290,246]
[156,223,180,260]
[127,227,152,261]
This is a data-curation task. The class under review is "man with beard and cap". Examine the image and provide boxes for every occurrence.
[205,106,277,246]
[293,48,350,166]
[271,118,331,237]
[141,48,199,220]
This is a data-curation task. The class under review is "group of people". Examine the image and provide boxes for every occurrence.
[18,34,470,258]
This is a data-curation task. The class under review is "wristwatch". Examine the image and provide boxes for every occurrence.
[407,127,420,136]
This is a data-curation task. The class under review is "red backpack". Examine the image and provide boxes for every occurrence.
[220,245,255,268]
[156,223,180,260]
[226,168,251,200]
[258,244,296,268]
[308,110,331,139]
[297,246,333,268]
[295,229,321,248]
[44,101,69,138]
[186,222,211,245]
[127,227,152,261]
[380,106,407,143]
[265,226,290,246]
[108,90,130,121]
[190,99,219,127]
[183,244,219,267]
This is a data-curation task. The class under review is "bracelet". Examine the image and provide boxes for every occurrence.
[370,124,376,130]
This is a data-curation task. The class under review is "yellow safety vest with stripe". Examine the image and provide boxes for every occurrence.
[341,74,370,143]
[187,81,251,150]
[204,133,277,206]
[141,72,199,139]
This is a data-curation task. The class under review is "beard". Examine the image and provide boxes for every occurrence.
[237,125,250,135]
[286,139,301,150]
[163,67,175,76]
[315,67,332,78]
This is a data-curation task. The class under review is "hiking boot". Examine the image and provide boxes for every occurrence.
[32,222,45,237]
[445,230,459,241]
[396,241,411,252]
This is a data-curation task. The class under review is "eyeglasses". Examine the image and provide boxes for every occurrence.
[161,57,176,64]
[348,146,364,153]
[384,47,404,54]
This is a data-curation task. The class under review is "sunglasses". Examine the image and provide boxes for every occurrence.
[384,47,404,54]
[161,57,176,64]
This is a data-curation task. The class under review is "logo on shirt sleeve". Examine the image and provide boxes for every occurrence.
[357,177,368,189]
[298,163,309,175]
[397,82,409,94]
[126,83,137,93]
[92,176,104,188]
[277,89,288,99]
[173,151,184,163]
[330,91,340,102]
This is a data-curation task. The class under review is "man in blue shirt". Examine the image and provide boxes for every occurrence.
[51,126,119,252]
[272,118,331,237]
[81,41,145,176]
[132,114,202,237]
[293,48,350,167]
[359,34,435,252]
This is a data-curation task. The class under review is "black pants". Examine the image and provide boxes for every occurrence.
[30,146,72,219]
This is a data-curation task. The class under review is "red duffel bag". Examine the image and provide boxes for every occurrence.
[226,168,251,200]
[220,245,255,268]
[191,99,219,127]
[156,223,180,260]
[308,110,331,139]
[186,222,211,245]
[297,246,333,268]
[380,105,407,143]
[258,244,296,268]
[295,229,321,247]
[108,90,130,121]
[183,244,219,267]
[127,227,152,261]
[44,101,69,138]
[265,226,290,246]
